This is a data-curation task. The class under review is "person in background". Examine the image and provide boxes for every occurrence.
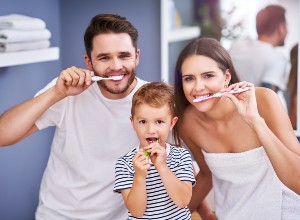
[114,82,195,219]
[0,13,148,220]
[174,38,300,219]
[229,4,288,109]
[287,43,298,129]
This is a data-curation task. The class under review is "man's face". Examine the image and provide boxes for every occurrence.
[87,33,140,99]
[278,22,288,46]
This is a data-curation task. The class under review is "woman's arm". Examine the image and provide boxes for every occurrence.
[186,142,213,212]
[226,83,300,194]
[253,88,300,194]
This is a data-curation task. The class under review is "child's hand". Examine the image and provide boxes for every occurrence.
[133,149,151,179]
[145,142,167,169]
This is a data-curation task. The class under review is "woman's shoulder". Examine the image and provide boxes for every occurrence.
[255,87,279,106]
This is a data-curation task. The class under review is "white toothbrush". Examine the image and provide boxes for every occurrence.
[193,87,250,103]
[91,75,123,81]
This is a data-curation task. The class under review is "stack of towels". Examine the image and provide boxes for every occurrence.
[0,14,51,53]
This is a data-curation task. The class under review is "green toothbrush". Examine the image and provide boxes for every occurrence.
[144,138,159,156]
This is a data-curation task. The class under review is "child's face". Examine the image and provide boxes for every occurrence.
[130,103,178,149]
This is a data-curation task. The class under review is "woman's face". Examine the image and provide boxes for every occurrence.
[181,55,231,111]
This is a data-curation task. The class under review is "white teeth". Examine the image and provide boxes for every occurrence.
[195,94,210,99]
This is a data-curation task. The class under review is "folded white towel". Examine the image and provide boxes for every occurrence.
[0,29,51,43]
[0,14,46,30]
[0,40,50,53]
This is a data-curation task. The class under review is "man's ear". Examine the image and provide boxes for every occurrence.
[84,54,93,71]
[135,49,140,66]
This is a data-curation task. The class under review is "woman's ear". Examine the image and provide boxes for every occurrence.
[225,69,232,85]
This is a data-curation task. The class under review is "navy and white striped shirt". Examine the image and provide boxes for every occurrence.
[114,143,196,220]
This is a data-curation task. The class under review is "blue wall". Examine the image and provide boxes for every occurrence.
[0,1,160,219]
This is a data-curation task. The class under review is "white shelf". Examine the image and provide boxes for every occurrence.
[161,0,201,82]
[0,47,59,67]
[168,26,201,43]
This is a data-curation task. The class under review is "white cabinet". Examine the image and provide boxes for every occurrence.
[160,0,201,82]
[0,47,59,67]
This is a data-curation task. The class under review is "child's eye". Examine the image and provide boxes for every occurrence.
[139,120,147,124]
[156,120,164,124]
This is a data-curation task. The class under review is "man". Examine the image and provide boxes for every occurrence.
[229,5,288,107]
[0,13,214,220]
[0,14,147,219]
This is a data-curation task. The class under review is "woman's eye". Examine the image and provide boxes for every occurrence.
[204,73,214,79]
[183,76,193,82]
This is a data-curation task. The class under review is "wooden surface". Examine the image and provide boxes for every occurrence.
[192,211,202,220]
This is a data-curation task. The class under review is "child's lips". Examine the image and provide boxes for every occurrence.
[146,137,158,144]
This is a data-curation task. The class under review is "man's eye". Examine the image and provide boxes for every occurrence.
[99,56,109,61]
[120,54,130,59]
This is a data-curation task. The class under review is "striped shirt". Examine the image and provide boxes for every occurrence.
[114,143,195,220]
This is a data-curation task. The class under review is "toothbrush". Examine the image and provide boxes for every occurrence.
[144,138,159,156]
[91,75,123,81]
[90,71,123,81]
[193,87,250,103]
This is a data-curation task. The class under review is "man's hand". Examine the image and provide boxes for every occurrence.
[55,66,93,98]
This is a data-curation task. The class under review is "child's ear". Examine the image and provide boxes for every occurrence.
[169,116,178,131]
[129,116,136,130]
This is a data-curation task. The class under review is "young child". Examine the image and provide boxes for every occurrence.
[114,82,195,219]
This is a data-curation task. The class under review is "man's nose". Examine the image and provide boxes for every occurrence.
[110,57,123,70]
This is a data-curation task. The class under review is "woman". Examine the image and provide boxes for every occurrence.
[173,38,300,219]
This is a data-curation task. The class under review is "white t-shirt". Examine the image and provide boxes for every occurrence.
[229,39,288,91]
[34,77,148,220]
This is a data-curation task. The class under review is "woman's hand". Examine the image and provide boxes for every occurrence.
[222,81,261,125]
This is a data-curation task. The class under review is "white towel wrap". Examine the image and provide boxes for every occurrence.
[202,147,300,220]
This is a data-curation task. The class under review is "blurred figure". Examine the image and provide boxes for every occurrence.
[229,4,288,108]
[287,44,298,129]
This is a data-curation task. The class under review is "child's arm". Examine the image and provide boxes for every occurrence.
[121,150,150,217]
[148,143,192,208]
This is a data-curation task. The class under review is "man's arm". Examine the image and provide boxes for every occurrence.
[0,86,65,146]
[0,66,92,147]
